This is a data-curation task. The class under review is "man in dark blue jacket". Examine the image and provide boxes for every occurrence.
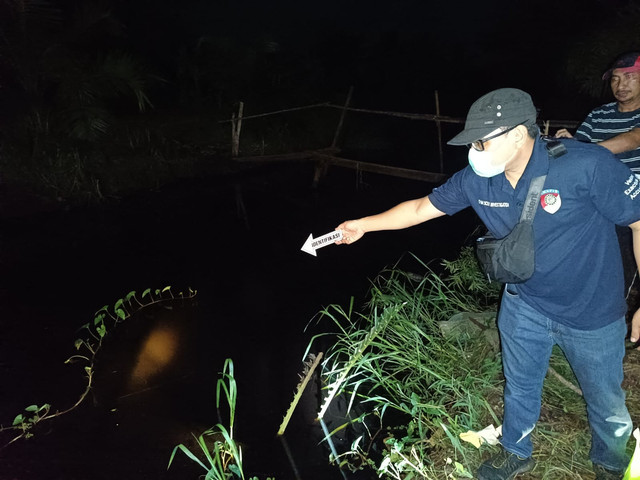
[337,88,640,480]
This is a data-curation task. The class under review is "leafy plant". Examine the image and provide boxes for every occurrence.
[0,286,197,449]
[441,247,501,306]
[10,404,51,439]
[168,358,274,480]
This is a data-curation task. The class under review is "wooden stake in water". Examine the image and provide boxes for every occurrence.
[278,352,323,435]
[277,353,324,480]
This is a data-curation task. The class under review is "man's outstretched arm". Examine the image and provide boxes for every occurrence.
[335,195,446,245]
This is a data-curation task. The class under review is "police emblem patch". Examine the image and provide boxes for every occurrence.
[540,189,561,214]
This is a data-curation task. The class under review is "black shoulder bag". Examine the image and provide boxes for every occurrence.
[475,138,566,284]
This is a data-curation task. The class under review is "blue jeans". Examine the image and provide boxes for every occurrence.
[498,287,632,471]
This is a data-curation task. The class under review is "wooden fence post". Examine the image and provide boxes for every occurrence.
[231,101,244,157]
[332,86,354,149]
[542,120,550,136]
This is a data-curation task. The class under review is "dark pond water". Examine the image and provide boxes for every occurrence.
[0,162,478,480]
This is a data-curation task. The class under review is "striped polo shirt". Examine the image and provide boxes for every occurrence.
[575,102,640,173]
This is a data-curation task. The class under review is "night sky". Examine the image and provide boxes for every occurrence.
[109,0,638,117]
[1,0,638,125]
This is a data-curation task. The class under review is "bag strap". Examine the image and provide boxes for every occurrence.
[518,138,565,223]
[519,175,546,223]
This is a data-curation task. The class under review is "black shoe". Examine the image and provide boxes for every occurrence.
[476,449,535,480]
[594,464,624,480]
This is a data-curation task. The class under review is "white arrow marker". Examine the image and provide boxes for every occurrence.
[300,230,343,256]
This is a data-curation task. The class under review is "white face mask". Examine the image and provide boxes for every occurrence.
[468,147,506,178]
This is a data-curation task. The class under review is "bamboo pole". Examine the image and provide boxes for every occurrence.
[435,90,444,173]
[328,106,577,128]
[312,152,448,183]
[220,100,578,129]
[219,102,331,123]
[542,120,550,136]
[332,86,354,148]
[231,101,244,157]
[235,150,448,183]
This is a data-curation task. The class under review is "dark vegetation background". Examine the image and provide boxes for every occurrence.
[1,0,639,207]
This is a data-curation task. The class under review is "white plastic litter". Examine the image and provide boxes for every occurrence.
[459,424,503,448]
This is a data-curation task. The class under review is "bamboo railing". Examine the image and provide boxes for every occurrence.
[222,88,580,185]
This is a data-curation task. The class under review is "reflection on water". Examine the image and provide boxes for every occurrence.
[128,320,181,390]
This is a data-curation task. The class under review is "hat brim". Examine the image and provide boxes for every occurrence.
[602,65,640,80]
[447,126,498,146]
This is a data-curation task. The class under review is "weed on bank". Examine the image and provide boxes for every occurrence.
[310,248,639,479]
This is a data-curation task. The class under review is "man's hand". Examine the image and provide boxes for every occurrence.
[630,308,640,347]
[335,220,365,245]
[334,196,445,246]
[555,128,574,139]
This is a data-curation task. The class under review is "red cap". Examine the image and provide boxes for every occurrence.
[603,52,640,80]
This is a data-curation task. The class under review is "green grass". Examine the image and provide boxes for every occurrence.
[168,358,274,480]
[308,248,634,479]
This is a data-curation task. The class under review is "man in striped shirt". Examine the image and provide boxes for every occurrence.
[556,51,640,173]
[556,52,640,298]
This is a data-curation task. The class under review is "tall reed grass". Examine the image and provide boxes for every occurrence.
[308,248,617,479]
[168,358,274,480]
